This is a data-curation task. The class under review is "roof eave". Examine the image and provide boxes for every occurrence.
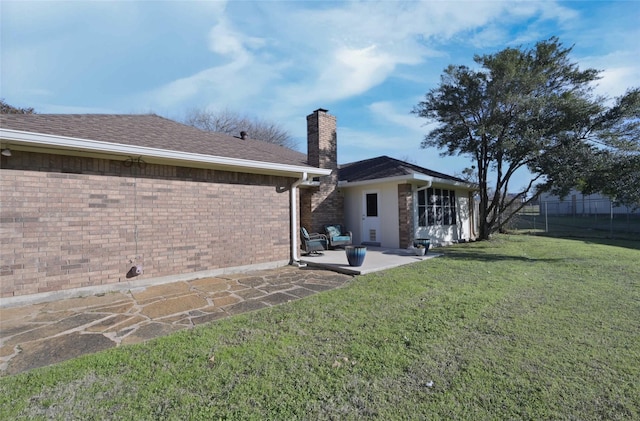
[431,176,477,190]
[338,173,475,189]
[1,129,331,178]
[338,174,430,188]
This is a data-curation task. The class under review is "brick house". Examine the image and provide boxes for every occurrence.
[301,109,477,248]
[1,108,475,304]
[338,155,477,248]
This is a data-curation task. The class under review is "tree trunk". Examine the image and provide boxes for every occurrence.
[478,204,492,240]
[479,220,492,240]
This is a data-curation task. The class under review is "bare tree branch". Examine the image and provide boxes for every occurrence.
[184,108,298,150]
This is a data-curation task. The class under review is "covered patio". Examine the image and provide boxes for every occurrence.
[299,246,442,275]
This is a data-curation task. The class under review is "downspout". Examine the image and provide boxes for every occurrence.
[290,172,308,267]
[469,190,477,240]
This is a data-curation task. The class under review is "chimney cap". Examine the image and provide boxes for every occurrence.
[314,108,329,113]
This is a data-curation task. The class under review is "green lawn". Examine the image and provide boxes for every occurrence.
[1,235,639,420]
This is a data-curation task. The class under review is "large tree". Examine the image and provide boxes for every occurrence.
[184,108,298,150]
[581,89,640,208]
[412,37,639,240]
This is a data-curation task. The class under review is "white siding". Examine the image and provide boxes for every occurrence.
[343,182,399,248]
[343,182,476,248]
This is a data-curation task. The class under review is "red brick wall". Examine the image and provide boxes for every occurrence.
[0,151,294,298]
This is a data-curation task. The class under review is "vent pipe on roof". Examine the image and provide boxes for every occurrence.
[240,131,248,140]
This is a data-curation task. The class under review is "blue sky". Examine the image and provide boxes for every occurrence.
[2,1,639,190]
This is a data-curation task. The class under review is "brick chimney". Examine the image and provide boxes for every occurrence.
[307,108,337,170]
[300,109,344,234]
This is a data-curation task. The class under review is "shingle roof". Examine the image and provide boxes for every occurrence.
[0,113,309,167]
[339,155,467,184]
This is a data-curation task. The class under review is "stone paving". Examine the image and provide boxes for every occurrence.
[0,266,352,376]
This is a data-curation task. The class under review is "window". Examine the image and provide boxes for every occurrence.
[366,193,378,217]
[418,188,456,226]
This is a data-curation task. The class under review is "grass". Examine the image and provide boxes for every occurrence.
[1,234,639,419]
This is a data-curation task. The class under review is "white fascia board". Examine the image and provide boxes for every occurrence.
[338,173,433,188]
[337,173,476,190]
[0,129,331,178]
[430,177,477,190]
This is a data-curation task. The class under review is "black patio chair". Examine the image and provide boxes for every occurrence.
[300,227,328,255]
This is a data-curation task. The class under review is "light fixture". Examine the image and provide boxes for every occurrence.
[1,148,11,157]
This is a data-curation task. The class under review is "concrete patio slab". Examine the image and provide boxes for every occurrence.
[300,246,441,274]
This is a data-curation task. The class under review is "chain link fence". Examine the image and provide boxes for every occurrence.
[514,198,640,239]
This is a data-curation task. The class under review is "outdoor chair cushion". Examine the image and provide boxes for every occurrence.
[323,224,352,248]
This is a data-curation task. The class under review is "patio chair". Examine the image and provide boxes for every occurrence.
[300,227,328,255]
[323,224,352,249]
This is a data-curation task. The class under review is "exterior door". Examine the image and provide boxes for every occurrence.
[362,190,381,245]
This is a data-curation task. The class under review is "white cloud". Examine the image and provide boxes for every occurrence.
[258,1,510,114]
[368,101,424,133]
[597,66,640,99]
[270,1,583,103]
[129,0,592,121]
[580,50,640,98]
[207,17,266,57]
[333,46,395,91]
[468,25,511,49]
[537,1,580,23]
[138,55,284,113]
[137,12,279,112]
[208,21,247,56]
[281,45,401,107]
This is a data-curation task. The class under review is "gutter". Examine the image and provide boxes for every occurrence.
[415,180,433,192]
[0,128,332,178]
[337,173,474,190]
[290,172,308,267]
